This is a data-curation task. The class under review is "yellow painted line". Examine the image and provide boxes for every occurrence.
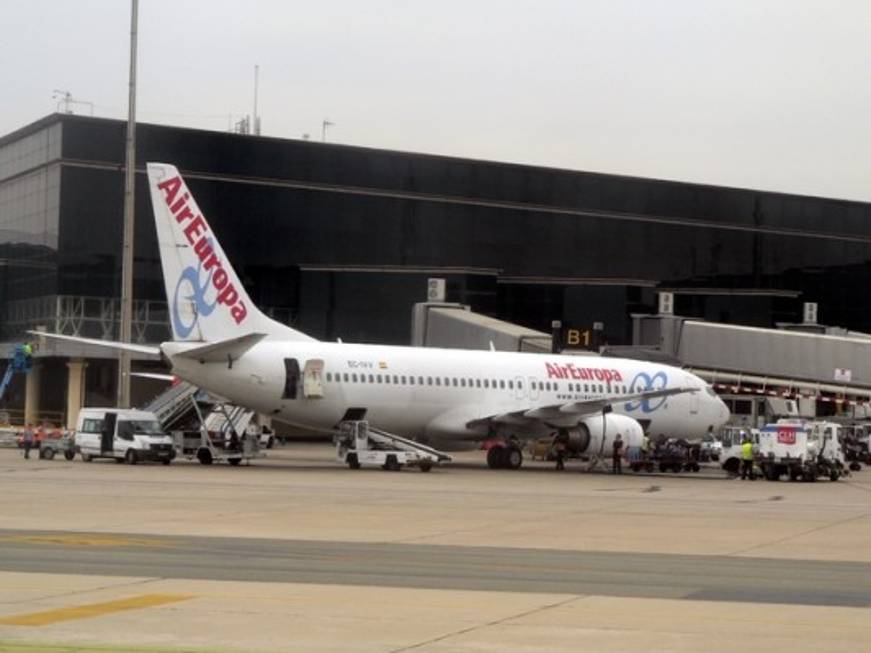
[0,534,170,548]
[0,594,193,627]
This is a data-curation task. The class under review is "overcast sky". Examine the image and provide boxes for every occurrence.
[3,0,869,201]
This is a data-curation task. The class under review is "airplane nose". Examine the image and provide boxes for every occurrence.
[717,398,730,424]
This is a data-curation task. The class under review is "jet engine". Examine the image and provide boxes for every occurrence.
[563,413,644,458]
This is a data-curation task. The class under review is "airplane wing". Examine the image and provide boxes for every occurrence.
[466,386,699,431]
[28,331,161,356]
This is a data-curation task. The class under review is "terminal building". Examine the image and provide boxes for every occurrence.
[3,113,871,428]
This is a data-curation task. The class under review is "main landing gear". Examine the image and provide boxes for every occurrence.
[486,444,524,470]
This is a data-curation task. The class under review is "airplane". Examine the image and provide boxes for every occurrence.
[35,163,729,470]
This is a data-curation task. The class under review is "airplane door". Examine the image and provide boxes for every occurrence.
[303,359,325,398]
[514,376,525,401]
[101,412,117,454]
[283,359,300,400]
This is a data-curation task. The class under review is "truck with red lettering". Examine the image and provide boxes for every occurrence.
[757,420,847,482]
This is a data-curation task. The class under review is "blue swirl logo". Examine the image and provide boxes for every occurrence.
[624,371,669,413]
[172,255,217,339]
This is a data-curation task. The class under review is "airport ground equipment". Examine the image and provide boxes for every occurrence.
[174,398,260,466]
[335,420,450,472]
[0,345,32,403]
[719,425,760,476]
[756,420,847,482]
[143,380,199,431]
[840,423,871,470]
[38,431,76,460]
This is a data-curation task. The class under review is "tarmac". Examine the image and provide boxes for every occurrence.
[1,444,870,652]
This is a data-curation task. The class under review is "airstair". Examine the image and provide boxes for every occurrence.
[142,381,199,430]
[143,382,260,466]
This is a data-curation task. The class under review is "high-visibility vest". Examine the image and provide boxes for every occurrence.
[741,441,754,461]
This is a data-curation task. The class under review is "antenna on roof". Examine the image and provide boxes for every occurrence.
[253,64,261,135]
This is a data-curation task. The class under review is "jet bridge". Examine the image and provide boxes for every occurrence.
[632,314,871,418]
[412,302,552,352]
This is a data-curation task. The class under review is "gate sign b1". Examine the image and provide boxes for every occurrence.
[559,324,605,352]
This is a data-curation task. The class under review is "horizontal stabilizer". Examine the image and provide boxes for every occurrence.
[131,372,177,381]
[174,332,267,363]
[28,331,161,356]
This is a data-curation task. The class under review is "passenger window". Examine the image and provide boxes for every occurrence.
[368,374,374,383]
[476,379,481,388]
[436,378,441,386]
[453,378,458,387]
[508,380,513,389]
[444,377,450,386]
[409,376,415,385]
[393,375,399,384]
[343,373,349,382]
[499,380,505,389]
[484,380,490,388]
[461,379,466,387]
[427,377,433,385]
[352,373,358,382]
[377,374,383,383]
[401,375,407,384]
[326,372,332,382]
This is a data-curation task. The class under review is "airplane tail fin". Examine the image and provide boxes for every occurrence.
[146,163,315,343]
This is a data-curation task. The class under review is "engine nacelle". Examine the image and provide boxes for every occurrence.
[565,414,644,457]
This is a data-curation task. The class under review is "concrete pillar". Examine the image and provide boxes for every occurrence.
[66,359,88,430]
[23,362,42,426]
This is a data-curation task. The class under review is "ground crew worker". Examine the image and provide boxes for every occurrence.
[612,433,624,474]
[554,433,567,471]
[22,423,34,460]
[741,437,754,480]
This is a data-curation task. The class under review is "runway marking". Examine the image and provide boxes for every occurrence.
[0,594,193,626]
[0,534,170,549]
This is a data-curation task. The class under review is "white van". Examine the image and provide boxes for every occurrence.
[76,408,176,465]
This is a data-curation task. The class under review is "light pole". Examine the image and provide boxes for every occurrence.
[322,119,334,142]
[118,0,138,407]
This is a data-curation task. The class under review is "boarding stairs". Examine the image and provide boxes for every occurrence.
[142,381,200,431]
[204,404,255,440]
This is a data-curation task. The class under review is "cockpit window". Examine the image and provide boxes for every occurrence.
[705,386,718,397]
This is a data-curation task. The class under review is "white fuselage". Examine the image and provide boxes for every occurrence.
[164,340,729,447]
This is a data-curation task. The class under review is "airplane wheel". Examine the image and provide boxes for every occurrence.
[506,446,523,470]
[42,448,55,461]
[486,446,505,469]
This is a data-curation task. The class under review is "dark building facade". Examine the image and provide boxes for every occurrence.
[3,113,871,348]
